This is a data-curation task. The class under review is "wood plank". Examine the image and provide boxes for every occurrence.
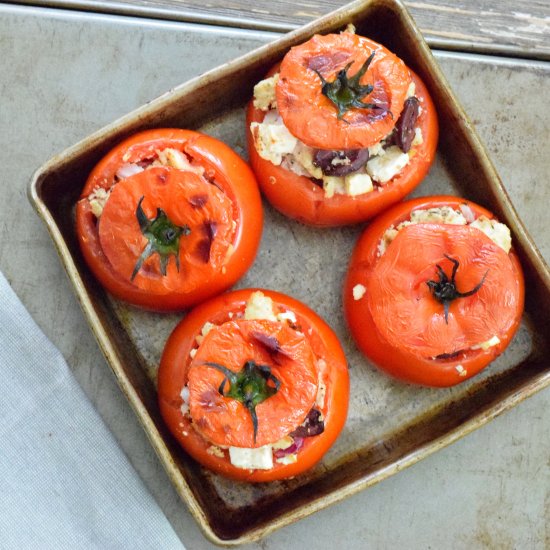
[22,0,550,59]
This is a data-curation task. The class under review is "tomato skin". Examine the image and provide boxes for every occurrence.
[158,288,349,482]
[277,33,411,149]
[188,318,319,448]
[247,69,438,227]
[76,129,262,311]
[343,196,525,387]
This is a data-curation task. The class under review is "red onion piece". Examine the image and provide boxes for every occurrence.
[115,163,144,180]
[273,437,304,458]
[459,203,476,223]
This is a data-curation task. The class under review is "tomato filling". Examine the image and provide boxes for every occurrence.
[179,292,328,471]
[375,205,512,256]
[250,74,423,199]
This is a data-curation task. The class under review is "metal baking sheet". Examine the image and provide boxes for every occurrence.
[16,1,550,546]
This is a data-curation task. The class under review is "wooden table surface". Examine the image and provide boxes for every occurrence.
[26,0,550,59]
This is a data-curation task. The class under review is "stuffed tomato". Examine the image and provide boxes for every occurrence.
[247,28,438,226]
[344,196,524,387]
[76,129,262,310]
[158,289,349,482]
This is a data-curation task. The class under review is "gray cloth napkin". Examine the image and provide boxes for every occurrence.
[0,271,184,549]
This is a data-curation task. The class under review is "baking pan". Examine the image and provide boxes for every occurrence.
[28,0,550,544]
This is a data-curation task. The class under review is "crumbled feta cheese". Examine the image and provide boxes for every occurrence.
[292,142,323,179]
[154,148,205,176]
[411,127,423,147]
[366,146,410,183]
[343,23,356,34]
[189,348,197,359]
[207,445,225,458]
[353,284,367,300]
[276,454,298,465]
[201,322,215,336]
[406,81,416,98]
[88,186,111,218]
[345,173,373,196]
[244,291,277,321]
[377,225,401,256]
[455,365,467,377]
[250,111,298,165]
[377,207,513,260]
[157,148,184,169]
[471,335,501,351]
[195,321,215,345]
[409,207,467,226]
[272,436,294,451]
[229,445,274,470]
[281,154,313,177]
[470,216,512,253]
[277,310,297,325]
[378,207,467,255]
[180,386,190,416]
[323,176,346,198]
[253,74,279,111]
[368,141,386,157]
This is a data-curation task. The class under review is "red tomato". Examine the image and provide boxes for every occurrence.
[343,196,525,387]
[277,33,411,149]
[246,36,438,226]
[158,288,349,482]
[76,129,262,310]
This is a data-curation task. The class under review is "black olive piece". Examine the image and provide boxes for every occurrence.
[313,148,370,177]
[394,96,420,153]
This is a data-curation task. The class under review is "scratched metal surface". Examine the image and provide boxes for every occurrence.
[2,4,550,549]
[19,0,550,59]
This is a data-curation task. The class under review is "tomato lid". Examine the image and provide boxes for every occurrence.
[276,33,411,149]
[188,319,319,448]
[367,223,522,358]
[98,166,234,294]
